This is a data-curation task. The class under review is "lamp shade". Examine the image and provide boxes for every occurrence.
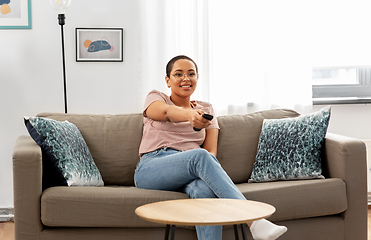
[50,0,71,14]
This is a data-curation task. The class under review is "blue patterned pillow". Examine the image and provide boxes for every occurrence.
[25,117,104,188]
[249,106,331,183]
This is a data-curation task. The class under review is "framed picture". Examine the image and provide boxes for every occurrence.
[0,0,32,29]
[76,28,123,62]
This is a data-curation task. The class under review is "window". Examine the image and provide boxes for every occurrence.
[312,67,371,105]
[313,68,357,85]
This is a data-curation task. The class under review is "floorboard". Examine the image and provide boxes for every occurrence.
[0,221,14,240]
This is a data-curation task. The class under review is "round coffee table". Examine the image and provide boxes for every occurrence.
[135,198,275,240]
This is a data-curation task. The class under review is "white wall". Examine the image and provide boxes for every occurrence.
[1,1,371,209]
[313,104,371,139]
[0,1,142,208]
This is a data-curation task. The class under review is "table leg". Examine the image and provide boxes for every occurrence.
[164,225,176,240]
[234,225,240,240]
[170,225,176,240]
[165,225,170,240]
[241,224,247,240]
[167,224,246,240]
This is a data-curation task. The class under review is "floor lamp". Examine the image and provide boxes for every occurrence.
[50,0,72,114]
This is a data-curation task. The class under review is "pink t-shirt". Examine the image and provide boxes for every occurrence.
[139,90,219,156]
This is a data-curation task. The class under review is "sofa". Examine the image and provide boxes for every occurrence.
[13,109,367,240]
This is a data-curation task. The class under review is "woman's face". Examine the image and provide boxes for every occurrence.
[166,59,199,98]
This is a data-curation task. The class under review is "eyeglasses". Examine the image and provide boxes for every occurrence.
[171,72,198,81]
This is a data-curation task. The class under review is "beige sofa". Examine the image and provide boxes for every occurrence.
[13,109,367,240]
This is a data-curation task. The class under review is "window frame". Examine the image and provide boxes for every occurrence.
[312,68,371,105]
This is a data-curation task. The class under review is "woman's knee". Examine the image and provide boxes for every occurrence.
[192,148,210,156]
[191,148,220,165]
[183,179,217,199]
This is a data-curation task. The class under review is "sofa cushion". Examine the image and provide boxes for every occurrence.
[37,113,143,186]
[25,117,104,188]
[249,106,331,182]
[40,178,346,228]
[238,178,347,222]
[41,186,189,227]
[216,109,300,184]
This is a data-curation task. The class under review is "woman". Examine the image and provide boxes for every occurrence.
[134,55,287,240]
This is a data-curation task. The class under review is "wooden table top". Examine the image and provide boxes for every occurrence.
[135,198,275,226]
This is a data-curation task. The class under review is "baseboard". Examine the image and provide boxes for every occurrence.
[0,208,14,222]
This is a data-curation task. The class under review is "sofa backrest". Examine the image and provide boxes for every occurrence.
[37,113,143,186]
[37,109,299,186]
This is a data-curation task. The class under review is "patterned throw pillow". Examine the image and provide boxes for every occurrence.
[248,106,331,183]
[25,117,104,188]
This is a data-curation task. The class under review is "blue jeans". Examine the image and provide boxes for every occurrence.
[134,148,246,240]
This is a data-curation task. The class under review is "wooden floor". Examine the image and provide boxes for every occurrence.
[1,208,371,239]
[0,221,14,240]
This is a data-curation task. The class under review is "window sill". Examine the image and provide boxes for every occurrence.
[313,97,371,105]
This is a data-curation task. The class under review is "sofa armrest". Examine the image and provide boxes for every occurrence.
[322,133,367,240]
[13,136,43,240]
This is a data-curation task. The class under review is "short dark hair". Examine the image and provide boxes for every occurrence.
[166,55,198,78]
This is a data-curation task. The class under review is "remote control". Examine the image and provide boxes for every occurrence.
[193,113,214,131]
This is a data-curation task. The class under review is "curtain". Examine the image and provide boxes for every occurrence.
[310,0,371,68]
[138,0,210,111]
[139,0,313,116]
[208,1,314,115]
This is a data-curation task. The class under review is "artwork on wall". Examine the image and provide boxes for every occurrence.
[76,28,124,62]
[0,0,31,29]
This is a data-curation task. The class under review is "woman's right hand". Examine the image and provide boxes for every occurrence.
[187,110,211,130]
[146,101,211,130]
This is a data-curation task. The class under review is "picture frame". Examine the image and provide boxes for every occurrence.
[0,0,32,29]
[76,28,123,62]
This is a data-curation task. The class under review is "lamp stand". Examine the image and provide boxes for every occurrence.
[58,14,68,114]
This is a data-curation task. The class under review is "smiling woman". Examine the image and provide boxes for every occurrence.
[165,57,199,105]
[134,55,287,240]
